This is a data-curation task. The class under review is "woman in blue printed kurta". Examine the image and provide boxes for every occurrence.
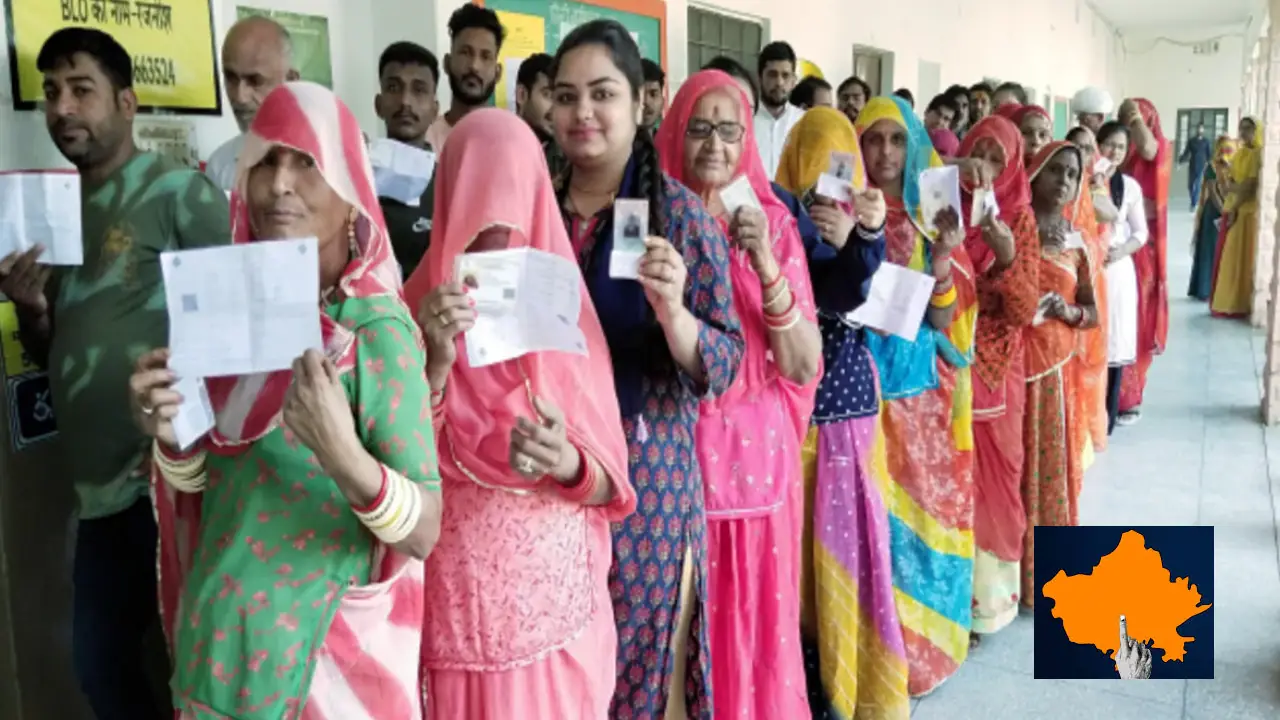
[550,21,744,719]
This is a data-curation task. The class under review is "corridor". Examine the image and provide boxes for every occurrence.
[909,209,1280,719]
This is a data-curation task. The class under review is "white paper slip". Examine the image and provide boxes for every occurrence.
[610,199,649,280]
[170,375,215,451]
[369,139,437,206]
[847,262,936,341]
[815,173,854,204]
[918,165,962,235]
[718,175,762,214]
[455,247,587,368]
[1093,156,1112,176]
[0,171,84,265]
[162,238,323,378]
[970,187,999,226]
[1064,231,1086,250]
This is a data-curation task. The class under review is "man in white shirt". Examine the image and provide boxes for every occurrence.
[754,41,804,179]
[205,16,299,191]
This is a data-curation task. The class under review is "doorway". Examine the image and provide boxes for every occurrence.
[1174,107,1230,204]
[1175,107,1230,158]
[852,45,893,96]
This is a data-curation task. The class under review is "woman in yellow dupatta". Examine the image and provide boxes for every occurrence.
[1210,117,1262,318]
[854,96,978,697]
[778,107,912,719]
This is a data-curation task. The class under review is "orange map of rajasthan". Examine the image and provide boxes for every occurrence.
[1041,530,1212,663]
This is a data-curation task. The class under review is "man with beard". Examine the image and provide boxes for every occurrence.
[836,75,871,124]
[0,27,228,720]
[374,41,440,278]
[640,58,666,131]
[206,16,299,191]
[425,3,506,152]
[754,40,804,177]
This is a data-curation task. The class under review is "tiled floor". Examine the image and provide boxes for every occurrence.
[909,209,1280,719]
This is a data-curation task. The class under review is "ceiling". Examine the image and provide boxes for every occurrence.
[1088,0,1258,30]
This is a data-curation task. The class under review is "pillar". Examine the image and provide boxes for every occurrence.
[1253,33,1279,328]
[1260,7,1280,423]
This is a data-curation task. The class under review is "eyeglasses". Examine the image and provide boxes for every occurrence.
[686,119,745,143]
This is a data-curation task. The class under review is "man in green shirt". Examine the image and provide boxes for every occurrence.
[373,41,438,279]
[0,28,229,719]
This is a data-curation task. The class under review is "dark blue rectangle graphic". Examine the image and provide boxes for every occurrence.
[1033,525,1214,680]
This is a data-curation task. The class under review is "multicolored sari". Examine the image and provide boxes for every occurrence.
[855,97,977,697]
[956,117,1039,634]
[1189,137,1236,301]
[656,70,819,719]
[1021,142,1094,608]
[1211,121,1262,317]
[1118,99,1171,412]
[152,82,435,720]
[777,107,910,719]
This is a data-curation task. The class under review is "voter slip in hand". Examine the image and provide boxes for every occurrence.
[918,166,963,236]
[162,238,323,378]
[846,262,936,341]
[170,375,215,451]
[369,139,437,206]
[719,175,762,214]
[455,247,587,368]
[610,199,649,280]
[0,171,84,265]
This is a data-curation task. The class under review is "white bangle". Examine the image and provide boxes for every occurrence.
[351,468,423,546]
[152,441,208,493]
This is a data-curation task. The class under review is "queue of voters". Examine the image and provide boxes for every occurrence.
[0,1,1258,718]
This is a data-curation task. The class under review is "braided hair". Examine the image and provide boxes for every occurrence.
[552,19,674,381]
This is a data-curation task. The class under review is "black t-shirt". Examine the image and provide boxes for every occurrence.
[380,175,434,280]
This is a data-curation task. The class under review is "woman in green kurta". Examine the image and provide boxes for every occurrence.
[128,81,443,720]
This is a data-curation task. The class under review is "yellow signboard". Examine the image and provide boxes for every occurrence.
[494,10,546,110]
[0,302,39,377]
[6,0,221,113]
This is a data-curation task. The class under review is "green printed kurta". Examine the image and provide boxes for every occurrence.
[171,297,439,719]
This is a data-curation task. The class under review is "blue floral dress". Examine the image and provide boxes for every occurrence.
[562,168,743,720]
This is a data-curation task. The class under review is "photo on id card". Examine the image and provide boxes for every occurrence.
[455,252,520,315]
[610,198,649,279]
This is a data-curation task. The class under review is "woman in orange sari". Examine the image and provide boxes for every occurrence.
[956,116,1040,638]
[1116,99,1171,425]
[1021,142,1099,608]
[855,96,978,697]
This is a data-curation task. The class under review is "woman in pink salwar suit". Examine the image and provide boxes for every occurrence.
[656,70,822,718]
[402,110,636,719]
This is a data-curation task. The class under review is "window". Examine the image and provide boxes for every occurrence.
[686,7,763,77]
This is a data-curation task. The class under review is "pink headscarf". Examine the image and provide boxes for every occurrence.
[654,70,819,516]
[929,127,961,158]
[402,109,632,511]
[204,81,409,449]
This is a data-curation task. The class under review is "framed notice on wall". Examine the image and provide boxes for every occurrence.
[3,0,222,113]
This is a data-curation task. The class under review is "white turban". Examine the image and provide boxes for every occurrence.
[1071,86,1114,116]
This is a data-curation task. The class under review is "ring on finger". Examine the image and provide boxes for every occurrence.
[516,455,536,474]
[140,403,155,416]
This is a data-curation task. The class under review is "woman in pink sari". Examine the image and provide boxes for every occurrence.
[655,69,822,718]
[402,110,635,718]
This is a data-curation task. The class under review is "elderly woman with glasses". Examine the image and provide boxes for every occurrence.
[655,69,821,718]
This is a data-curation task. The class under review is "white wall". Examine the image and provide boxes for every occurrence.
[1121,25,1247,134]
[668,0,1124,102]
